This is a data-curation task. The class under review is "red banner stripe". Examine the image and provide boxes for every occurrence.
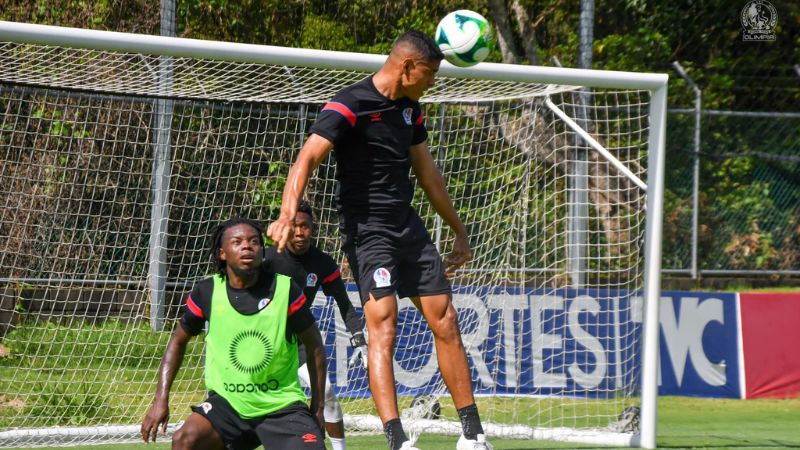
[740,292,800,399]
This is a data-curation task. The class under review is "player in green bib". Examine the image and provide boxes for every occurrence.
[141,218,326,450]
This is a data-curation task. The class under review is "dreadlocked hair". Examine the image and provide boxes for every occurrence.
[209,217,265,278]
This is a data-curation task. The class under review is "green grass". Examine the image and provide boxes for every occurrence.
[0,319,207,429]
[3,321,799,449]
[17,396,800,449]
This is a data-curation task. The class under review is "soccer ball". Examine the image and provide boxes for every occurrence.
[435,10,493,67]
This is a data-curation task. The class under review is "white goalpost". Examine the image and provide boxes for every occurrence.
[0,21,666,449]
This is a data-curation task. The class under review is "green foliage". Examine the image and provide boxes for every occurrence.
[0,0,159,33]
[593,29,671,72]
[2,0,798,277]
[300,14,358,52]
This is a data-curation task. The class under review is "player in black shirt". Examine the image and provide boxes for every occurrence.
[267,31,491,450]
[265,200,367,450]
[141,218,326,450]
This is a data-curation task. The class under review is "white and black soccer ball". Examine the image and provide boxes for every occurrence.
[435,10,493,67]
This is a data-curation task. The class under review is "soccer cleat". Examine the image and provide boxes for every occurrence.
[456,433,493,450]
[399,441,421,450]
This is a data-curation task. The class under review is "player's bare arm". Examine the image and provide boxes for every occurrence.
[267,134,334,252]
[141,325,192,444]
[298,323,327,434]
[410,142,472,275]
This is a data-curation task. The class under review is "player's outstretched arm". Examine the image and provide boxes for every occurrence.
[410,142,472,275]
[267,134,334,252]
[298,323,327,435]
[141,325,192,444]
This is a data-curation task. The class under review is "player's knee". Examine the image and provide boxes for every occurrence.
[430,306,460,341]
[324,395,344,422]
[370,320,396,345]
[171,427,200,450]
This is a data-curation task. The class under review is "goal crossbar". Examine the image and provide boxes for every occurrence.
[0,21,667,89]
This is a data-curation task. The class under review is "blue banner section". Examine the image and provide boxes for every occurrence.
[309,287,741,399]
[657,291,740,398]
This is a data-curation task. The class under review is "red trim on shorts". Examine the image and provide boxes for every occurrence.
[322,102,356,127]
[322,268,341,284]
[288,293,307,315]
[186,295,204,319]
[414,113,425,126]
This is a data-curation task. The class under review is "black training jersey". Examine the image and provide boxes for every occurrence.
[309,75,428,228]
[179,266,314,339]
[265,245,362,336]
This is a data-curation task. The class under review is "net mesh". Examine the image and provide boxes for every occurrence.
[0,40,650,447]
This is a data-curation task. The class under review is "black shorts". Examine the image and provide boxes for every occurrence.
[190,393,324,450]
[341,210,451,304]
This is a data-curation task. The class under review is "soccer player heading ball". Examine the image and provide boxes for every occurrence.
[268,30,492,450]
[141,218,327,450]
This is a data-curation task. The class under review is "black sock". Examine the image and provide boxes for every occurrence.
[383,418,408,450]
[457,404,484,440]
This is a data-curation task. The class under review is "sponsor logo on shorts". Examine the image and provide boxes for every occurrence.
[200,402,212,414]
[302,433,319,443]
[257,297,271,310]
[373,267,391,288]
[402,108,413,125]
[223,379,280,393]
[306,273,318,287]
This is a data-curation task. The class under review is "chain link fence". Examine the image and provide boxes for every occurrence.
[664,65,800,277]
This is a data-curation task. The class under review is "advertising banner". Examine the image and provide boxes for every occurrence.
[657,292,741,398]
[740,293,800,399]
[311,288,744,399]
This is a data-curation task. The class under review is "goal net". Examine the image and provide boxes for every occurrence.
[0,22,665,448]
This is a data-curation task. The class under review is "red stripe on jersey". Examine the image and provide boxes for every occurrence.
[322,268,341,284]
[186,295,204,319]
[288,293,307,315]
[414,113,425,126]
[322,102,356,127]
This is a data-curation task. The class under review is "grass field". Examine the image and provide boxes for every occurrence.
[18,396,800,450]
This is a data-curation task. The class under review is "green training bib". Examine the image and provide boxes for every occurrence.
[204,274,305,418]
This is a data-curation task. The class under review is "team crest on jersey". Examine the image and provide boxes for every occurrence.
[402,108,413,125]
[258,297,271,310]
[373,267,392,288]
[306,273,318,287]
[200,402,212,414]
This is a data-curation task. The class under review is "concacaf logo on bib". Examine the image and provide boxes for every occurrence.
[306,273,318,287]
[402,108,413,125]
[373,267,392,288]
